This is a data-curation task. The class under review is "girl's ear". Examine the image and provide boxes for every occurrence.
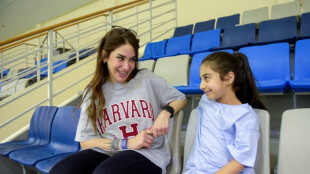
[225,71,235,85]
[102,50,108,63]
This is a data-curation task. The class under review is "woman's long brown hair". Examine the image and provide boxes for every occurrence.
[74,27,140,132]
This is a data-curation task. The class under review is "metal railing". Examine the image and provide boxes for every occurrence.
[0,0,177,142]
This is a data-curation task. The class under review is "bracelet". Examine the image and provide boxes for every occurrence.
[121,138,128,150]
[163,105,174,118]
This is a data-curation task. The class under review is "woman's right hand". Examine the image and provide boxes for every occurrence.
[127,130,154,149]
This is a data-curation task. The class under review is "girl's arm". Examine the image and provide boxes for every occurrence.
[151,99,187,137]
[80,129,154,150]
[215,159,244,174]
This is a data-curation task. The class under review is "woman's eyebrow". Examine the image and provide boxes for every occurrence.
[116,53,136,59]
[116,53,125,57]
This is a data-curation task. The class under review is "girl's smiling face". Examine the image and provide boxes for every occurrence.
[104,43,137,84]
[200,64,229,102]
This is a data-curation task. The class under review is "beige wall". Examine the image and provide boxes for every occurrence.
[177,0,278,27]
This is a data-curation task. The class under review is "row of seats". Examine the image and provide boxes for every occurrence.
[0,105,184,174]
[0,106,80,174]
[139,39,310,94]
[1,97,308,174]
[0,47,97,100]
[173,1,309,37]
[140,13,310,61]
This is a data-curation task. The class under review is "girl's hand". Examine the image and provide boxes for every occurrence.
[151,110,171,137]
[127,130,154,149]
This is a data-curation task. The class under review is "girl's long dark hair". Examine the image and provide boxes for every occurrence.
[202,51,266,110]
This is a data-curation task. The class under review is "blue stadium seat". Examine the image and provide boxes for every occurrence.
[36,58,48,77]
[166,34,192,56]
[214,23,256,50]
[289,39,310,92]
[193,19,215,33]
[0,106,58,156]
[239,42,291,93]
[35,148,81,174]
[0,68,10,77]
[53,60,68,74]
[69,48,93,60]
[299,12,310,39]
[87,47,97,56]
[140,40,167,60]
[253,16,298,45]
[38,59,69,77]
[173,24,193,37]
[175,49,234,95]
[182,29,221,55]
[9,106,81,166]
[216,13,240,30]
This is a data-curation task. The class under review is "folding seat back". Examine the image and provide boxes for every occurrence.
[138,59,156,71]
[0,68,10,77]
[165,35,192,56]
[277,108,310,174]
[182,109,198,173]
[167,110,183,174]
[257,16,297,44]
[142,43,153,60]
[153,54,190,87]
[239,42,291,93]
[8,106,80,166]
[141,40,167,60]
[50,106,80,151]
[290,39,310,92]
[190,29,221,54]
[271,1,301,19]
[242,7,269,25]
[299,12,310,39]
[221,23,256,49]
[216,13,240,30]
[0,106,58,156]
[173,24,193,37]
[254,109,271,174]
[35,58,48,77]
[193,19,215,33]
[151,40,167,59]
[53,60,68,74]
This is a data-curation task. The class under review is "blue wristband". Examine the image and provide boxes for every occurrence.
[121,138,128,150]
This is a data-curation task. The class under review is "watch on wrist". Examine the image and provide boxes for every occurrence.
[121,138,128,150]
[163,105,174,118]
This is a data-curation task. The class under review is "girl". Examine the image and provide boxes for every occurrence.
[185,52,266,174]
[50,26,187,174]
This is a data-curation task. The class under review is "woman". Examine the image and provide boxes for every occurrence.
[49,26,187,174]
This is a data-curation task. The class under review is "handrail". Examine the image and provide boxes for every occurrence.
[0,0,177,142]
[0,0,147,48]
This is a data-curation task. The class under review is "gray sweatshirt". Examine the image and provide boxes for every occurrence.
[75,69,186,173]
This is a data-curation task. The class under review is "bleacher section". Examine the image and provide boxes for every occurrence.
[140,11,310,94]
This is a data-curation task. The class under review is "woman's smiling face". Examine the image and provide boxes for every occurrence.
[104,43,137,84]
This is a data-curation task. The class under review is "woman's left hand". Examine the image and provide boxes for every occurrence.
[151,110,171,137]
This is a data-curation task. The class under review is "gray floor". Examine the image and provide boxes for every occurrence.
[1,94,309,174]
